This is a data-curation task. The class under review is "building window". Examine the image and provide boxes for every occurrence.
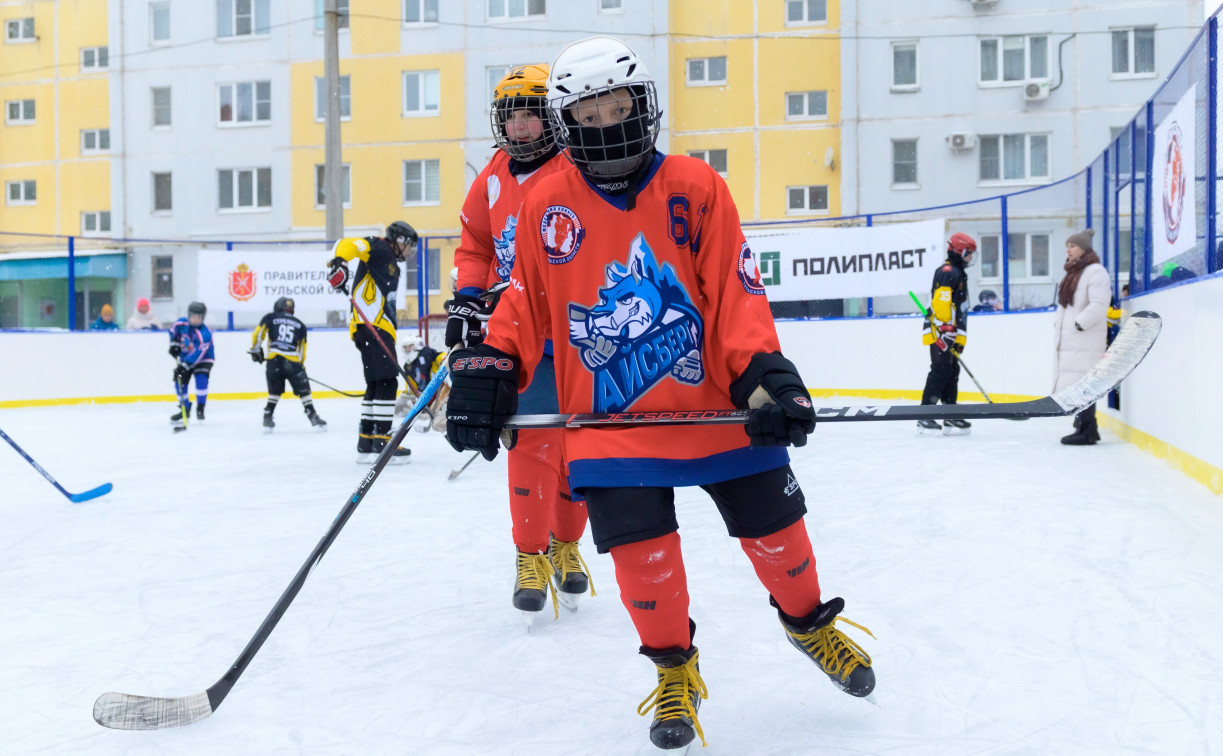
[152,172,172,213]
[486,65,510,102]
[152,255,174,299]
[979,233,1051,281]
[688,149,728,176]
[218,168,272,210]
[219,81,272,124]
[488,0,545,20]
[402,70,440,116]
[314,0,349,30]
[1112,27,1156,76]
[315,163,352,208]
[599,0,624,12]
[81,128,110,153]
[5,18,35,42]
[404,0,439,23]
[5,180,36,205]
[892,42,918,90]
[785,90,827,119]
[786,185,828,213]
[217,0,270,38]
[81,211,111,234]
[81,46,109,70]
[979,134,1050,182]
[314,76,352,121]
[979,35,1048,84]
[785,0,826,24]
[150,2,171,43]
[403,159,441,204]
[151,87,171,127]
[892,139,918,185]
[404,238,442,293]
[687,56,728,86]
[5,99,35,124]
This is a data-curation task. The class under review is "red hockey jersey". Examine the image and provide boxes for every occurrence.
[485,153,790,490]
[454,149,572,296]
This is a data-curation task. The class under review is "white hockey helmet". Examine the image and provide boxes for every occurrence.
[547,36,661,182]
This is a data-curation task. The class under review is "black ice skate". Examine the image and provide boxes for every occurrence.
[196,405,205,422]
[306,409,327,432]
[773,596,876,698]
[355,446,411,465]
[513,550,558,618]
[170,403,189,433]
[263,411,275,434]
[943,417,971,436]
[916,418,941,435]
[549,534,594,610]
[638,641,707,751]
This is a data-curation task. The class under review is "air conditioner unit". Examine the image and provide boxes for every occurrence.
[1024,81,1050,101]
[948,132,978,151]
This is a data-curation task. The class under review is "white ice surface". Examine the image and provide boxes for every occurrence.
[1,399,1221,755]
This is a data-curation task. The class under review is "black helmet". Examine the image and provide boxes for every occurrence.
[386,221,418,249]
[274,296,294,315]
[187,301,207,318]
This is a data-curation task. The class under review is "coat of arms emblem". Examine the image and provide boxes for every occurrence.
[228,263,256,301]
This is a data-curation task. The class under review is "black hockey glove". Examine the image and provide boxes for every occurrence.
[173,362,192,385]
[248,347,265,364]
[445,344,520,461]
[729,352,816,448]
[168,342,181,358]
[443,292,490,349]
[326,256,350,294]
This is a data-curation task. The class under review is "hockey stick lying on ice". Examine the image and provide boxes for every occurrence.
[907,290,1028,420]
[448,451,480,481]
[92,364,450,731]
[504,311,1161,430]
[0,427,113,503]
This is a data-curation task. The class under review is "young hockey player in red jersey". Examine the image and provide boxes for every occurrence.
[917,233,976,436]
[444,37,875,750]
[443,64,592,617]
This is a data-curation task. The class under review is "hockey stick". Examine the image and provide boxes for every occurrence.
[306,376,364,398]
[907,291,1028,420]
[173,362,190,433]
[92,364,451,730]
[447,451,480,481]
[346,288,415,385]
[0,427,113,502]
[504,311,1161,429]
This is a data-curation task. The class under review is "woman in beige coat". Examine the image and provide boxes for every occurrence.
[1052,229,1112,445]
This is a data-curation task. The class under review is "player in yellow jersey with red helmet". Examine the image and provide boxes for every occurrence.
[442,64,591,617]
[444,37,875,751]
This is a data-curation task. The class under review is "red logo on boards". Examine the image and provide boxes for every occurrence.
[228,264,256,301]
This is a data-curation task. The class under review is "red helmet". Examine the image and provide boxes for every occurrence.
[948,232,977,254]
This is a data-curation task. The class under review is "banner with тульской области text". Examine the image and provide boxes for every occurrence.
[743,219,946,302]
[197,248,352,312]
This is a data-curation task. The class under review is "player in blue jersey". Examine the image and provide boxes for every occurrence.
[168,301,215,431]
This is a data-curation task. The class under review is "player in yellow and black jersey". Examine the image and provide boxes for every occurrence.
[249,297,327,433]
[326,220,418,463]
[918,233,976,436]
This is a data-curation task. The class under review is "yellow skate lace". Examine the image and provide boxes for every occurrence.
[786,616,876,683]
[636,650,709,747]
[517,551,559,619]
[549,537,596,597]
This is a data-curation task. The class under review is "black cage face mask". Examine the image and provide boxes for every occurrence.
[552,84,660,182]
[491,96,557,161]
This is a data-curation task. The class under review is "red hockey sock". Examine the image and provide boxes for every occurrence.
[609,532,692,650]
[507,444,553,554]
[739,519,821,619]
[549,449,588,543]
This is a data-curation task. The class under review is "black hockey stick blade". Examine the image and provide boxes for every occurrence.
[92,366,451,730]
[505,311,1161,429]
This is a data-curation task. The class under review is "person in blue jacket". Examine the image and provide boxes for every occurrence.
[89,303,121,330]
[168,301,215,430]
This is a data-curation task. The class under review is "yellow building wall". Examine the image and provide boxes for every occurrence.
[668,131,756,221]
[758,0,840,31]
[758,36,840,126]
[56,0,108,54]
[671,0,751,36]
[348,0,403,56]
[0,164,56,232]
[58,160,110,233]
[57,78,109,160]
[0,85,54,163]
[759,129,841,219]
[669,38,755,133]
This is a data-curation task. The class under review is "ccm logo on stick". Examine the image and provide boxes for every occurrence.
[453,357,514,371]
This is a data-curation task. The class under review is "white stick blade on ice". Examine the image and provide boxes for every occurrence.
[92,691,213,730]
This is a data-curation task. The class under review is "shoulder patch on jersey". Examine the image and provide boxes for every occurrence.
[487,174,501,209]
[540,205,585,265]
[737,241,766,295]
[567,233,705,413]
